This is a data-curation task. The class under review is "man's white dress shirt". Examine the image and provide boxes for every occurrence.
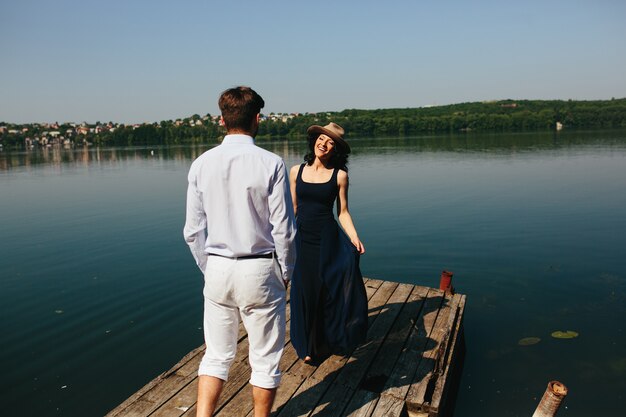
[183,134,296,282]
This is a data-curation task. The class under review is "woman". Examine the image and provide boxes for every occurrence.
[289,122,368,365]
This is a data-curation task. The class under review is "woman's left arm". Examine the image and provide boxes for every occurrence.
[337,170,365,254]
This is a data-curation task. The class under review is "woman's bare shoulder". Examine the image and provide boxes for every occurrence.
[290,164,301,175]
[337,168,349,184]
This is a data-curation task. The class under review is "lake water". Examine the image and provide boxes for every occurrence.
[1,130,625,416]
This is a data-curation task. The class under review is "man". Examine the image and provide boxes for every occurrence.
[183,86,296,417]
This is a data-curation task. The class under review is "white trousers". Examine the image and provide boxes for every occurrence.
[198,255,286,389]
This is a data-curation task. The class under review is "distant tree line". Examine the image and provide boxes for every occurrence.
[98,119,220,146]
[268,98,626,138]
[2,98,625,148]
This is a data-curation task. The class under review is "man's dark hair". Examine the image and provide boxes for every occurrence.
[218,86,265,133]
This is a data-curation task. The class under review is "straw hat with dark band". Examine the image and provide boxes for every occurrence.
[307,122,351,154]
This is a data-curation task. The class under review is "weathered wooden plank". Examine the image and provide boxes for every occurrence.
[341,287,429,415]
[215,385,255,416]
[425,294,466,416]
[143,348,206,406]
[276,373,331,417]
[143,377,194,417]
[335,283,415,389]
[180,403,196,417]
[119,399,160,417]
[343,389,379,417]
[360,285,428,395]
[407,410,429,417]
[150,387,196,417]
[370,393,407,417]
[309,382,354,417]
[362,277,383,299]
[364,280,400,324]
[405,292,461,413]
[379,288,442,402]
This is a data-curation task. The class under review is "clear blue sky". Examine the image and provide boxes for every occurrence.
[1,0,625,124]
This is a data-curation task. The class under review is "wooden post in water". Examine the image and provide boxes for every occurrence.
[439,270,454,294]
[532,381,568,417]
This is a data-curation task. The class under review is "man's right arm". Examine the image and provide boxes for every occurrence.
[183,167,208,273]
[268,161,297,283]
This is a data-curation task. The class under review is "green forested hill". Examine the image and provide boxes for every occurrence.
[258,98,626,138]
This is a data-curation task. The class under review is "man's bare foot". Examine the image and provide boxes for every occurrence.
[304,356,312,364]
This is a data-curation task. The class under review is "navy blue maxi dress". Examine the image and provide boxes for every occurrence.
[290,164,368,365]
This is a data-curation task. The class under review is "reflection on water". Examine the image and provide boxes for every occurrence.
[0,144,211,172]
[3,128,626,171]
[1,129,626,416]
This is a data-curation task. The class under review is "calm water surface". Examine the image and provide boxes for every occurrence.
[1,130,625,416]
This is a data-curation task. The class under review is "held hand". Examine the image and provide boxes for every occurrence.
[351,237,365,254]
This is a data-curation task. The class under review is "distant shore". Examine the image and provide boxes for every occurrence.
[2,98,625,149]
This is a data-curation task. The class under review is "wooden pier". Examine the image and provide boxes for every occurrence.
[107,278,466,417]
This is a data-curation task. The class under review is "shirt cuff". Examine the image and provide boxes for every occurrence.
[281,268,293,283]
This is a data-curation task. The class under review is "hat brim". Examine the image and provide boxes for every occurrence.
[307,125,351,153]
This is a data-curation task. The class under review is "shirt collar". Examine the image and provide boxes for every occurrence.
[222,134,255,145]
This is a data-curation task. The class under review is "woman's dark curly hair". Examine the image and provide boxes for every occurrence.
[304,135,349,171]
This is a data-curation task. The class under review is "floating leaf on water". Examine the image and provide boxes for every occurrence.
[518,337,541,346]
[551,330,579,339]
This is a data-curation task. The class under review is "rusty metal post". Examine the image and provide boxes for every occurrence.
[532,381,568,417]
[439,270,454,293]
